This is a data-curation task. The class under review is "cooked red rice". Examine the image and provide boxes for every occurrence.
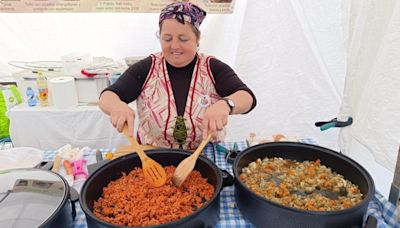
[93,166,214,226]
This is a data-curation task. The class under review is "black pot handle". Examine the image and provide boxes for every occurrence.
[36,161,54,170]
[69,187,79,220]
[363,215,377,228]
[220,169,235,188]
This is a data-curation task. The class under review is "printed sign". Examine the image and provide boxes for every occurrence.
[0,0,235,13]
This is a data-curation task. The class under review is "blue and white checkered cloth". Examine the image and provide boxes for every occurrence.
[42,139,399,228]
[367,192,400,228]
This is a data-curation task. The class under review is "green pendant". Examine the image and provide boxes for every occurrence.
[173,115,187,146]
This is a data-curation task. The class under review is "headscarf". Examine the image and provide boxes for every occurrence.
[159,2,207,29]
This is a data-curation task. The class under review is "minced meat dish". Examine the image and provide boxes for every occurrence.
[93,166,214,226]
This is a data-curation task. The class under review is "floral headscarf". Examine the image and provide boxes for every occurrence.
[159,2,207,29]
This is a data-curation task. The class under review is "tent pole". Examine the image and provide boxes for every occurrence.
[388,146,400,205]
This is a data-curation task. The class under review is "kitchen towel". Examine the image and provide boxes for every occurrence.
[49,76,78,109]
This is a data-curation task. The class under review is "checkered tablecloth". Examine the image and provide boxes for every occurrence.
[42,139,399,228]
[368,192,400,228]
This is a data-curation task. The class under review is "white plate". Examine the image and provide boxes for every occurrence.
[0,147,44,171]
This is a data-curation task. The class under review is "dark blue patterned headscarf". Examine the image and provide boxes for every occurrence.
[159,2,207,29]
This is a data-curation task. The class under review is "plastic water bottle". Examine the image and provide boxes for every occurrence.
[36,71,48,106]
[26,87,37,107]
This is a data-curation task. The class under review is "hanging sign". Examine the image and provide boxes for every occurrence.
[0,0,235,13]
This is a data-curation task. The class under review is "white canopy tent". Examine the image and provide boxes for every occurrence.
[338,0,400,198]
[0,0,399,198]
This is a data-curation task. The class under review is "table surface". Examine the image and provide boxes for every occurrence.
[42,139,399,228]
[8,103,127,150]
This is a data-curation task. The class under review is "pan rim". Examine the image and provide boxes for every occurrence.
[79,149,223,228]
[233,141,375,216]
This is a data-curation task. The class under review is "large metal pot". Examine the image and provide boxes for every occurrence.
[80,149,233,228]
[0,167,78,228]
[233,142,375,228]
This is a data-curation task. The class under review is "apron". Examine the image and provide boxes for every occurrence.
[136,52,224,150]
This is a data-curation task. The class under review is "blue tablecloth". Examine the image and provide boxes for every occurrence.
[42,139,399,228]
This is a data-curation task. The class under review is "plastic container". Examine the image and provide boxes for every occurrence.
[61,52,91,76]
[26,87,37,107]
[36,71,48,106]
[124,56,145,67]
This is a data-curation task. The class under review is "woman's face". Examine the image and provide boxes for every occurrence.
[160,19,199,68]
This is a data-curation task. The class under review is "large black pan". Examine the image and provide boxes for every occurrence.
[80,149,233,228]
[0,165,78,228]
[233,142,375,228]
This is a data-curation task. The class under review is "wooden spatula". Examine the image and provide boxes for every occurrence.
[113,144,157,159]
[122,125,167,187]
[172,134,212,187]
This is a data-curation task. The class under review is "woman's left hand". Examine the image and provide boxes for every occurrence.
[201,100,230,139]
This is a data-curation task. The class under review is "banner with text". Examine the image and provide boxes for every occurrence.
[0,0,235,13]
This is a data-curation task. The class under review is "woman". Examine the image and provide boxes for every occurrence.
[99,2,256,150]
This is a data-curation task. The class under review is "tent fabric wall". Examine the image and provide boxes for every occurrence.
[231,0,346,151]
[339,0,400,173]
[0,0,247,77]
[0,13,159,77]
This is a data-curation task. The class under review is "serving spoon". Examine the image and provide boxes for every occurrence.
[172,134,212,187]
[290,189,340,200]
[267,175,342,200]
[122,125,167,187]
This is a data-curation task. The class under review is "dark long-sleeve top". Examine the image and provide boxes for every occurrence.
[104,55,257,116]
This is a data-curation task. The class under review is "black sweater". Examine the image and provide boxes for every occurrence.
[104,55,256,116]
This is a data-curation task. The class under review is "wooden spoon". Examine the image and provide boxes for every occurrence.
[113,144,157,159]
[122,125,167,187]
[172,134,212,187]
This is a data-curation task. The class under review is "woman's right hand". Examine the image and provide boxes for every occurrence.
[109,101,135,135]
[98,91,136,136]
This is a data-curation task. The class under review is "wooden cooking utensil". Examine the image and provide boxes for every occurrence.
[122,125,167,187]
[172,134,212,187]
[113,144,157,159]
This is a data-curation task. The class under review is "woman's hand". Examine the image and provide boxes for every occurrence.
[201,100,230,139]
[99,91,135,136]
[200,90,254,140]
[109,101,135,135]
